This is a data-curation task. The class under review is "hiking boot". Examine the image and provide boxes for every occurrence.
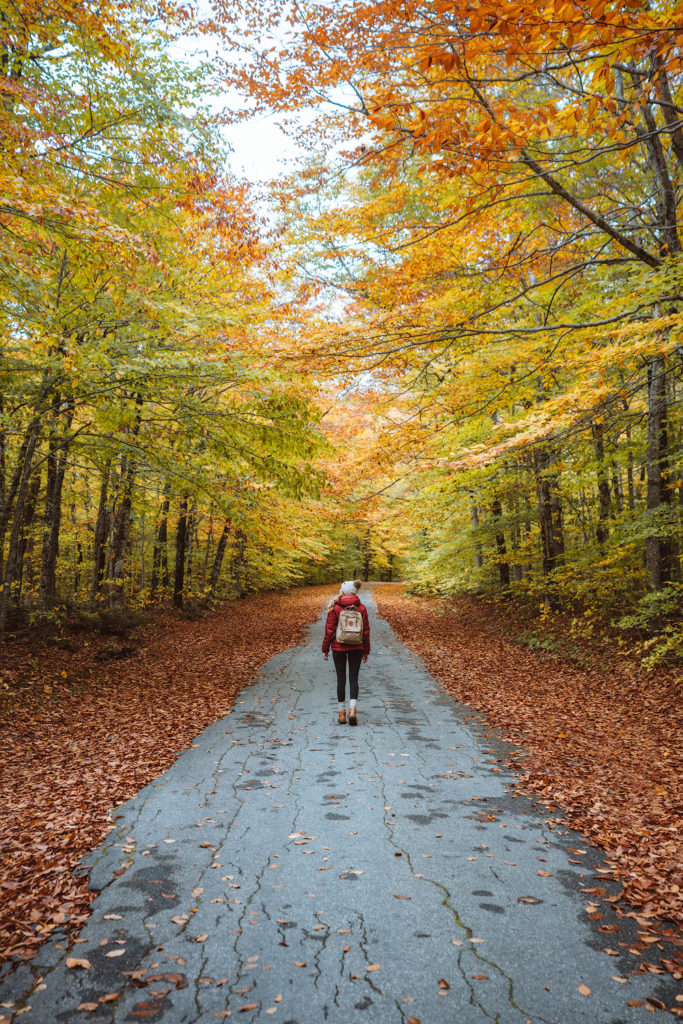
[348,709,357,726]
[338,709,346,725]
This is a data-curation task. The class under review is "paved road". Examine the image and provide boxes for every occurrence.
[1,588,678,1023]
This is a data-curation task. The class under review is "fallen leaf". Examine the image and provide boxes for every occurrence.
[438,978,449,989]
[294,962,306,968]
[578,984,591,996]
[393,894,411,900]
[471,974,489,980]
[238,1004,258,1013]
[105,948,126,958]
[192,934,209,943]
[366,964,381,972]
[65,957,90,969]
[537,870,552,877]
[77,1004,98,1012]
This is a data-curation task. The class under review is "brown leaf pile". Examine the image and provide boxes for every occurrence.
[0,587,327,967]
[374,587,683,945]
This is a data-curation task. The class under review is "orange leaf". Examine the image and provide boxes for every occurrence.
[66,957,90,969]
[366,964,381,972]
[578,984,591,996]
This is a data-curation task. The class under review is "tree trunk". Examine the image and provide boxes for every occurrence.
[491,496,510,593]
[150,480,171,599]
[209,520,230,600]
[185,502,196,592]
[16,469,41,606]
[231,528,246,597]
[38,398,74,609]
[645,354,673,590]
[362,528,371,581]
[0,417,41,635]
[591,421,611,545]
[108,456,136,607]
[89,460,111,608]
[533,448,565,575]
[107,394,143,608]
[173,494,189,609]
[202,514,214,590]
[469,493,483,569]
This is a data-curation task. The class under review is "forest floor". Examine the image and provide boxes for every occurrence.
[0,586,329,967]
[374,584,682,970]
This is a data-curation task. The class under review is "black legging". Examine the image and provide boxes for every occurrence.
[332,650,363,702]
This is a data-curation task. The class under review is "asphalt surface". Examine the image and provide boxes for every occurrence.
[0,587,678,1023]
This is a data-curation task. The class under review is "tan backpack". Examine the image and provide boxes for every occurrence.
[335,605,364,645]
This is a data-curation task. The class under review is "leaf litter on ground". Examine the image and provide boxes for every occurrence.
[374,586,682,978]
[0,587,325,966]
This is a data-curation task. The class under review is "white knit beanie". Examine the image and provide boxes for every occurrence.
[340,580,357,595]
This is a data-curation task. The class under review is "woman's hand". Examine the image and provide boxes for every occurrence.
[323,652,329,661]
[362,654,368,663]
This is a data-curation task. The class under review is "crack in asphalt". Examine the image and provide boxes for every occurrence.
[1,588,680,1024]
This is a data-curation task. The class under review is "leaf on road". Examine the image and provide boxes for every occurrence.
[578,984,591,996]
[393,894,411,900]
[471,974,489,980]
[77,1004,98,1012]
[366,964,380,972]
[537,870,552,877]
[437,978,449,989]
[238,1003,258,1012]
[192,934,209,943]
[105,948,126,957]
[66,957,90,969]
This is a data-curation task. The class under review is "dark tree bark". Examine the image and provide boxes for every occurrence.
[209,520,231,600]
[469,492,483,569]
[491,496,510,593]
[150,480,171,599]
[89,460,111,608]
[645,354,674,590]
[173,494,189,608]
[38,397,74,609]
[591,421,611,546]
[107,394,143,607]
[230,528,246,597]
[0,417,41,635]
[533,448,565,575]
[15,470,41,605]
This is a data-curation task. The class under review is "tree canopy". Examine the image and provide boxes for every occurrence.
[1,0,681,662]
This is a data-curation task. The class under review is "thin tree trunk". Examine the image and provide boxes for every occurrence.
[592,422,611,545]
[150,480,171,599]
[89,459,111,608]
[491,496,510,593]
[38,398,74,609]
[534,448,565,576]
[469,492,483,569]
[209,520,230,600]
[645,354,673,591]
[202,513,214,591]
[0,417,41,636]
[173,494,189,608]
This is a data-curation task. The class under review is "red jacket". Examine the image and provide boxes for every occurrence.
[322,594,370,655]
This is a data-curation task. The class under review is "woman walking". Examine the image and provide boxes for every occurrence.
[322,580,370,726]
